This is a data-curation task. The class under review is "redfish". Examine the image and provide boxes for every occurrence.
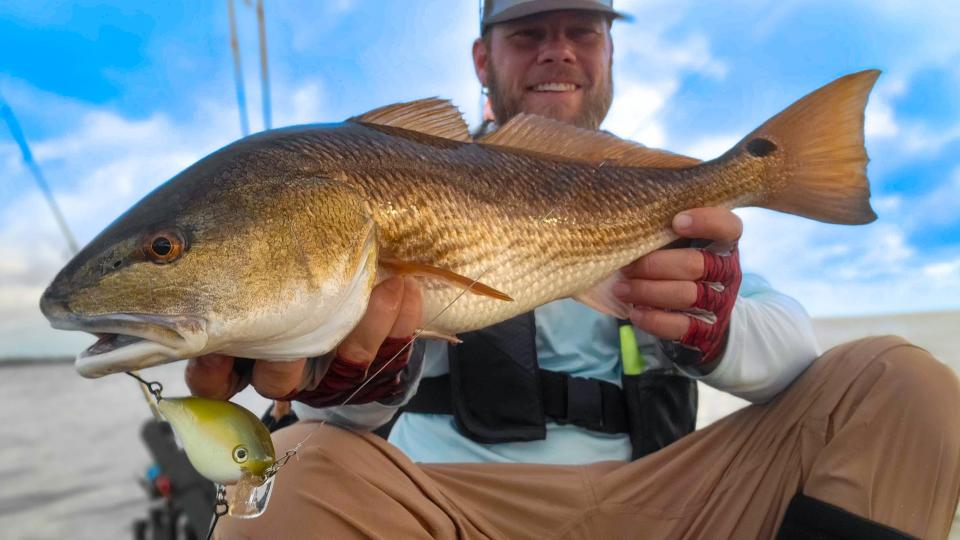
[40,70,879,378]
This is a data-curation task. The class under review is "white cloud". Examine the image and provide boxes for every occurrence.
[604,80,674,145]
[856,0,960,68]
[613,0,727,80]
[872,195,902,213]
[924,259,960,279]
[273,2,360,54]
[272,80,326,127]
[851,5,960,158]
[677,133,741,161]
[603,0,726,147]
[733,164,957,318]
[736,206,958,317]
[898,123,960,157]
[911,167,960,228]
[864,79,905,139]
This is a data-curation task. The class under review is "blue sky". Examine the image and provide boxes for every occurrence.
[1,0,958,357]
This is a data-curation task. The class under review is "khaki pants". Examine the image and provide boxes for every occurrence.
[217,337,960,539]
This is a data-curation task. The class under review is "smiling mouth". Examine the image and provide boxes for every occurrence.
[529,82,580,92]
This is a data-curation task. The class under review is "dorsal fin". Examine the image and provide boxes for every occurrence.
[480,113,701,168]
[349,98,471,142]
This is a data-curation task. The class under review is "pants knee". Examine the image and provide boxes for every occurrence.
[216,423,412,540]
[865,339,960,441]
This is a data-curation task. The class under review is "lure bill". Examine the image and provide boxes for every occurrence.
[227,471,277,517]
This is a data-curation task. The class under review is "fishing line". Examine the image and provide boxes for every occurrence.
[255,0,272,130]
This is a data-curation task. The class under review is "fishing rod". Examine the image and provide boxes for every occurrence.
[255,0,272,130]
[0,90,162,420]
[227,0,250,136]
[0,92,79,254]
[479,0,485,123]
[226,0,272,134]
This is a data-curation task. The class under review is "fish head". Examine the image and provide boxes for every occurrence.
[40,139,378,377]
[157,397,276,484]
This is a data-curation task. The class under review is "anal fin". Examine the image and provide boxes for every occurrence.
[573,271,631,319]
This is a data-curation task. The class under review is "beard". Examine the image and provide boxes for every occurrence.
[486,61,614,130]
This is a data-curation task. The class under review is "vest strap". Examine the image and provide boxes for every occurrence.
[405,369,629,435]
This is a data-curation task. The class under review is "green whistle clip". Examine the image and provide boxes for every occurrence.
[619,321,645,376]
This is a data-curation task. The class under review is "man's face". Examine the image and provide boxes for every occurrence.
[474,10,613,130]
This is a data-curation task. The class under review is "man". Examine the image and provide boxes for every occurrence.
[195,1,960,538]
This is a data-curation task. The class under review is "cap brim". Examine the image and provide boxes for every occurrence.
[483,0,631,29]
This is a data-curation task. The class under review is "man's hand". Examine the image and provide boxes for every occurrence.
[614,207,743,365]
[185,275,423,401]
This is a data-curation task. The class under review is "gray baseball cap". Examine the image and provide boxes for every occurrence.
[481,0,630,33]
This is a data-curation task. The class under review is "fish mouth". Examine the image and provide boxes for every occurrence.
[48,312,208,378]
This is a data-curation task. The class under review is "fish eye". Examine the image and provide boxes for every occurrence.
[232,445,249,464]
[143,229,186,264]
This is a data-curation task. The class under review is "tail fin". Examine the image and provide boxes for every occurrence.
[745,70,880,224]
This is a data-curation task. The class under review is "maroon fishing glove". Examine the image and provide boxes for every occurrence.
[660,245,742,368]
[285,337,413,408]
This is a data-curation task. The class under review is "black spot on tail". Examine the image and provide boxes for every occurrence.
[747,138,777,157]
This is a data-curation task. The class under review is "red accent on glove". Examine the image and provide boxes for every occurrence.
[286,337,413,408]
[679,247,742,364]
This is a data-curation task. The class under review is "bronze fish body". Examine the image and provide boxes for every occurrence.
[40,70,880,378]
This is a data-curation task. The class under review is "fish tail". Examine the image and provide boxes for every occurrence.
[747,69,881,224]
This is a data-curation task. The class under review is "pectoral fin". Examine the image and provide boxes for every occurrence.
[380,258,514,302]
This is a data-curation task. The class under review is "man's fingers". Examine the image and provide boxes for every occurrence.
[673,208,742,245]
[621,249,705,281]
[613,279,697,310]
[185,354,240,400]
[336,276,405,364]
[628,308,690,341]
[389,277,422,339]
[252,358,307,399]
[621,208,742,280]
